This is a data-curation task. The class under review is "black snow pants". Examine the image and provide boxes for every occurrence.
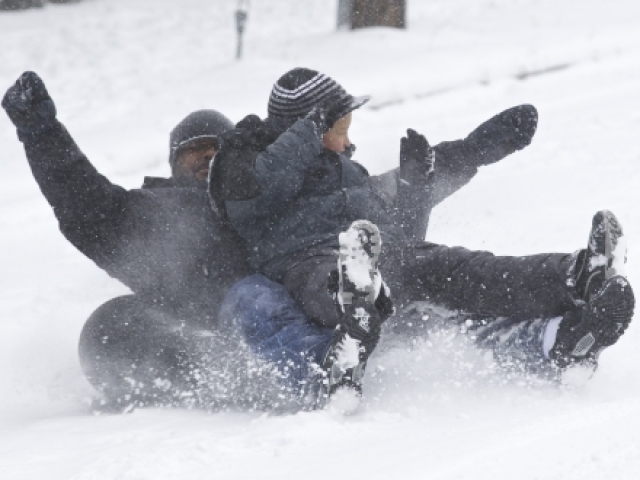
[280,254,341,328]
[380,242,578,317]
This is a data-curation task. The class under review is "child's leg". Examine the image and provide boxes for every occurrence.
[281,255,342,328]
[221,274,335,406]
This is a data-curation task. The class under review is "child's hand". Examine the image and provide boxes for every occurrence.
[305,103,331,137]
[305,97,353,138]
[399,129,435,186]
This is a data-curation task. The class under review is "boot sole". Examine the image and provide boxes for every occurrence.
[337,220,382,306]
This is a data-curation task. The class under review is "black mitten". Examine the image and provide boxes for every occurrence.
[305,103,331,139]
[494,104,538,151]
[305,98,350,139]
[467,104,538,166]
[2,71,57,136]
[399,128,435,186]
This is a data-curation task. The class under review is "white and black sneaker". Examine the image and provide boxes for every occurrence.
[574,210,626,303]
[321,220,392,397]
[550,275,634,369]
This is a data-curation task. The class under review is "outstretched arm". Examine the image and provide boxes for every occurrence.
[369,129,435,242]
[252,117,324,215]
[429,104,538,207]
[370,105,538,240]
[2,72,132,268]
[224,117,324,243]
[396,129,435,241]
[224,105,337,240]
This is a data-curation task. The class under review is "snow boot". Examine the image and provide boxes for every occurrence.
[550,276,635,369]
[573,210,626,303]
[321,220,393,397]
[543,210,633,372]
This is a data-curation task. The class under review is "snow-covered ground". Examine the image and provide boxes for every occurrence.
[1,0,640,478]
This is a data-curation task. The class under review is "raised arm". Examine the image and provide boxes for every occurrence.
[2,72,137,272]
[3,72,129,223]
[368,129,435,242]
[395,129,435,241]
[251,117,324,215]
[430,104,538,207]
[370,105,538,240]
[224,106,338,241]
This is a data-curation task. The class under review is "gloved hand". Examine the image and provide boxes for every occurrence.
[305,98,350,138]
[467,104,538,166]
[399,128,435,186]
[494,104,538,151]
[2,71,57,136]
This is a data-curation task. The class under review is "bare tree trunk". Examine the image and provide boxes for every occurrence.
[350,0,406,30]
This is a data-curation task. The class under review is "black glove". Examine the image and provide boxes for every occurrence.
[494,104,538,151]
[305,98,349,138]
[2,71,57,136]
[467,104,538,166]
[399,128,435,186]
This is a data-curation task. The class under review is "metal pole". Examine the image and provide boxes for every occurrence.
[235,0,249,60]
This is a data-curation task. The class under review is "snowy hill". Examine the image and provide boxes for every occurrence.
[1,0,640,478]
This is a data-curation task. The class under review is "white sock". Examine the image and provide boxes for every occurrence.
[542,316,564,358]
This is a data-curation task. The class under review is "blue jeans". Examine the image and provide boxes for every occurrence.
[219,274,335,394]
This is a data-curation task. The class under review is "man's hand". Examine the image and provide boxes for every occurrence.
[2,71,57,135]
[468,104,538,166]
[399,128,435,186]
[494,104,538,151]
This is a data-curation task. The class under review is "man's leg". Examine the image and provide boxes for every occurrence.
[465,275,634,380]
[394,211,634,378]
[381,243,577,319]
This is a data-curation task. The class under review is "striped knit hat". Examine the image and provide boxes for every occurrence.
[267,68,369,122]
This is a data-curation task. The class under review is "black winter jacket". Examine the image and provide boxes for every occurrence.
[225,119,410,278]
[20,120,250,321]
